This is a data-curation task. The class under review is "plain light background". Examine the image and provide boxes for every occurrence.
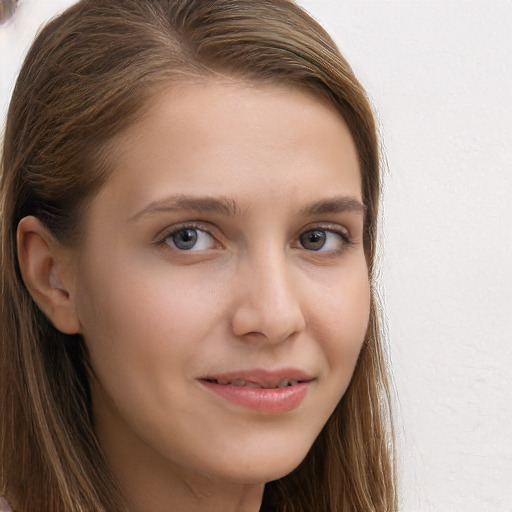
[1,1,511,511]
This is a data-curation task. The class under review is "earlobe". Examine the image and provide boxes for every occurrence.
[17,216,81,335]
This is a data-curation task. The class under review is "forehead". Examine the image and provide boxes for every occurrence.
[94,80,362,219]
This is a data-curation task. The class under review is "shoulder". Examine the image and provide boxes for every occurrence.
[0,496,13,512]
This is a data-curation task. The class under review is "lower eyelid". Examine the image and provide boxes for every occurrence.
[156,224,353,251]
[154,223,215,249]
[326,231,350,247]
[173,229,214,249]
[320,231,349,248]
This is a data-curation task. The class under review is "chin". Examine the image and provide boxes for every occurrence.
[211,445,310,485]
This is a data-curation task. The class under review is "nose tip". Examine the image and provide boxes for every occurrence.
[230,260,306,344]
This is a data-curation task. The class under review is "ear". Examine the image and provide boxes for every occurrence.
[17,216,81,335]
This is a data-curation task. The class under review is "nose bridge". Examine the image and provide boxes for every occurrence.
[231,245,306,343]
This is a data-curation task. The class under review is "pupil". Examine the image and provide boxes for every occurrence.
[173,229,198,250]
[301,230,326,250]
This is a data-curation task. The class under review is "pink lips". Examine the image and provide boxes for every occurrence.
[199,368,313,413]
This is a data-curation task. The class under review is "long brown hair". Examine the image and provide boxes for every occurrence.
[1,1,397,510]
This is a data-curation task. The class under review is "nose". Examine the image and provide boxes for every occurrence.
[230,252,306,344]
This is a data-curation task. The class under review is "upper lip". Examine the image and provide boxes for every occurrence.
[200,368,314,388]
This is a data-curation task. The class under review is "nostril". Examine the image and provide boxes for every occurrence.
[232,308,305,344]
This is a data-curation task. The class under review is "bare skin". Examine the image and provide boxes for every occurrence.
[18,81,369,512]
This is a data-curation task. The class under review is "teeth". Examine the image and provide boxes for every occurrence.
[245,381,261,388]
[211,378,300,388]
[231,380,265,388]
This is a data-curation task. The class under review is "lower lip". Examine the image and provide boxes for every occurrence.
[200,380,309,413]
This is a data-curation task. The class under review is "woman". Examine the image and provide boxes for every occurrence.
[0,0,396,510]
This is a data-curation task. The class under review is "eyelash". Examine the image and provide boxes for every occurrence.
[156,222,353,253]
[295,224,353,254]
[156,221,217,250]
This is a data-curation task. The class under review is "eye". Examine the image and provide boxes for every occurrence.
[164,227,216,251]
[299,228,349,252]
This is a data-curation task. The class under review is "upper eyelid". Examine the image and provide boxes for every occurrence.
[154,220,354,247]
[297,227,351,248]
[157,223,221,253]
[156,221,217,242]
[298,222,351,238]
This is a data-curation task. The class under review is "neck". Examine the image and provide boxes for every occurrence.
[120,469,264,512]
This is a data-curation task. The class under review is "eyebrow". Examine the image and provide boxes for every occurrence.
[130,194,365,221]
[298,196,366,216]
[130,195,242,221]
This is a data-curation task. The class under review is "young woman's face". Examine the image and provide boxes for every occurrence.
[69,81,370,488]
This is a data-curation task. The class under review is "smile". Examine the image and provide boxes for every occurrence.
[199,369,313,413]
[205,377,299,388]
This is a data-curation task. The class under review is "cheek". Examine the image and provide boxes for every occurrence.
[312,264,371,381]
[74,264,226,448]
[75,261,226,378]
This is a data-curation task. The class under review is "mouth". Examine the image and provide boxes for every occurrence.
[198,369,314,413]
[203,377,301,389]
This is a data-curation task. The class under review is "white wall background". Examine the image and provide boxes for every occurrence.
[1,1,511,511]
